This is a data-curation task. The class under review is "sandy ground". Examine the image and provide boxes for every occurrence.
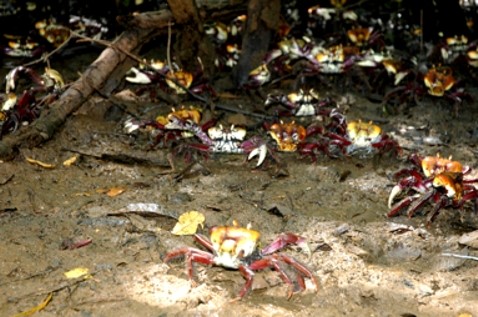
[1,74,478,317]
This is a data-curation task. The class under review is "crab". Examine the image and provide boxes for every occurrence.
[264,36,315,72]
[264,88,337,117]
[2,36,45,58]
[435,35,470,65]
[423,66,456,98]
[302,119,401,157]
[383,64,469,112]
[163,222,318,300]
[1,66,64,137]
[387,154,478,225]
[267,120,307,152]
[346,27,384,51]
[242,63,271,89]
[124,106,211,147]
[305,44,359,74]
[125,60,216,97]
[124,107,272,166]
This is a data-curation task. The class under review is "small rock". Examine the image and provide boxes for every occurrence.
[169,192,193,204]
[458,230,478,249]
[333,223,350,236]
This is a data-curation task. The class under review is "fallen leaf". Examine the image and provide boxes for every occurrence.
[63,155,78,166]
[25,157,56,169]
[13,293,52,317]
[106,187,126,197]
[64,267,90,279]
[171,210,205,235]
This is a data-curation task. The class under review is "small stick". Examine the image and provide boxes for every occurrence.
[167,20,174,73]
[441,253,478,261]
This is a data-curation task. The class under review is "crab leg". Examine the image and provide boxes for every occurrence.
[194,234,214,252]
[426,197,449,226]
[248,257,296,298]
[406,190,434,218]
[236,265,255,300]
[275,254,319,292]
[163,247,214,280]
[387,195,417,217]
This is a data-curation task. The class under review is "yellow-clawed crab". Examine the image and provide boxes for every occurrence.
[163,222,318,300]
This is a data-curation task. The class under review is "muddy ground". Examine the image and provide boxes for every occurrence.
[1,50,478,317]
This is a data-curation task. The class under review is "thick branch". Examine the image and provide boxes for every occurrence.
[0,10,173,160]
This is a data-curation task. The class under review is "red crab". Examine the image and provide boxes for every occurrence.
[387,154,478,225]
[264,88,337,117]
[163,222,318,300]
[124,106,214,149]
[125,60,216,97]
[299,119,401,160]
[1,66,64,138]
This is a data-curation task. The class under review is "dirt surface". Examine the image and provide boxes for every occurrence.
[2,56,478,317]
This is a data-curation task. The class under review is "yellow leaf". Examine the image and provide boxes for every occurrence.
[25,157,56,169]
[63,155,78,166]
[13,293,52,317]
[64,267,90,279]
[171,211,205,236]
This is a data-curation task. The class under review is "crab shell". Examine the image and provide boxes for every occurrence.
[467,48,478,67]
[347,27,373,47]
[421,155,463,178]
[423,66,455,97]
[248,64,271,86]
[209,225,260,268]
[315,45,345,64]
[208,124,246,141]
[346,120,382,147]
[165,70,194,94]
[432,172,464,200]
[269,121,306,152]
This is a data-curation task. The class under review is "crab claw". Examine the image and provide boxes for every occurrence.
[123,117,141,134]
[125,67,152,84]
[388,184,402,209]
[242,136,268,167]
[261,233,311,259]
[5,67,22,93]
[247,144,268,167]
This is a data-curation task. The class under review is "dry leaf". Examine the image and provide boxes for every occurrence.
[13,293,52,317]
[25,157,56,169]
[171,210,205,235]
[106,187,126,197]
[64,267,90,279]
[95,187,126,197]
[63,155,78,166]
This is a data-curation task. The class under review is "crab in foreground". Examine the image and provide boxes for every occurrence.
[163,223,318,300]
[387,154,478,225]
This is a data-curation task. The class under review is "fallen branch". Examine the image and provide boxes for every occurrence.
[0,10,173,160]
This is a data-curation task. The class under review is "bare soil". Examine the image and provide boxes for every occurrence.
[1,54,478,317]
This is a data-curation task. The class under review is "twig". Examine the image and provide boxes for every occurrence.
[441,252,478,261]
[167,20,174,73]
[22,32,75,68]
[70,31,211,105]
